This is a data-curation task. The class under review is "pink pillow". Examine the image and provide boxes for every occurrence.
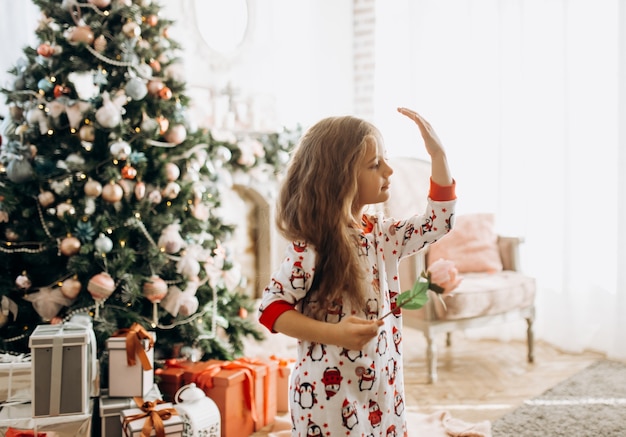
[427,213,503,273]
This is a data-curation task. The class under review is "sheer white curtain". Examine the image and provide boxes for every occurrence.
[0,1,39,116]
[374,0,626,359]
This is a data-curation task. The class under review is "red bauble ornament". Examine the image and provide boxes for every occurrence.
[37,43,54,57]
[142,275,168,303]
[60,236,81,256]
[61,276,82,299]
[53,85,70,98]
[121,164,137,180]
[87,272,115,300]
[158,86,172,100]
[146,14,158,26]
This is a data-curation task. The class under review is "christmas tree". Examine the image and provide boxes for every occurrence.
[0,0,297,362]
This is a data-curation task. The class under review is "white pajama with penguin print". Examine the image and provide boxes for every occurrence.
[258,198,456,437]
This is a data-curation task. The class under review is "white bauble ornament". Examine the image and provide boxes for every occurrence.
[94,233,113,254]
[125,77,148,100]
[109,140,131,159]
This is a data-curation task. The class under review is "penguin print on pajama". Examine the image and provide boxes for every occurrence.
[290,261,306,290]
[341,398,359,430]
[294,377,317,409]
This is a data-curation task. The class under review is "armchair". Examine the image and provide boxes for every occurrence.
[385,157,536,383]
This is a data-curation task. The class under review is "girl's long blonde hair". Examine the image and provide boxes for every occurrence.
[276,115,377,319]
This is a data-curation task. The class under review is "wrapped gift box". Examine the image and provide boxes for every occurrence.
[121,401,183,437]
[0,400,93,437]
[98,385,164,437]
[270,356,296,413]
[182,360,254,437]
[106,325,155,398]
[231,358,278,430]
[0,357,31,404]
[156,367,186,402]
[29,320,97,418]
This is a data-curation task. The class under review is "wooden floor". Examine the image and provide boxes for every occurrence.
[251,326,605,435]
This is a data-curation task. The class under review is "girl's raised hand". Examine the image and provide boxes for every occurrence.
[397,107,445,158]
[397,107,453,186]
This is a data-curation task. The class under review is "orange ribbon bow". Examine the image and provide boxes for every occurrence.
[123,397,177,437]
[112,322,154,370]
[194,360,259,423]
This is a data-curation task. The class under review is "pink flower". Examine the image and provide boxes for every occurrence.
[427,258,462,295]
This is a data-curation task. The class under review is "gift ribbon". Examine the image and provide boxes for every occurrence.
[112,323,154,370]
[5,428,46,437]
[232,357,272,424]
[269,355,296,378]
[193,360,259,423]
[123,397,177,437]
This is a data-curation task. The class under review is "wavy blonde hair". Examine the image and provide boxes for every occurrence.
[276,116,378,319]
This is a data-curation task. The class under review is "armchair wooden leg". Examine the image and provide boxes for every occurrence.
[426,335,438,383]
[526,316,535,363]
[446,332,452,347]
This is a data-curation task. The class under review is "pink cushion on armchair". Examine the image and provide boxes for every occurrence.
[427,213,503,273]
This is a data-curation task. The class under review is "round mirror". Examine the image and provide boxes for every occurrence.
[194,0,249,56]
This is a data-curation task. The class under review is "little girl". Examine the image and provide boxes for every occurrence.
[258,107,456,436]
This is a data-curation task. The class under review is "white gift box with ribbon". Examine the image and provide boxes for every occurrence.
[0,352,31,404]
[28,315,98,418]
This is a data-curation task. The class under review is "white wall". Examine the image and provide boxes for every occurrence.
[162,0,354,131]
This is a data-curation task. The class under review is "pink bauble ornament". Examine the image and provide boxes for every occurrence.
[164,162,180,181]
[164,124,186,145]
[134,181,146,200]
[38,191,55,207]
[84,178,103,197]
[102,182,123,203]
[60,236,81,256]
[147,79,164,96]
[61,276,82,299]
[87,272,115,300]
[15,272,32,290]
[93,34,107,52]
[88,0,111,8]
[37,43,54,57]
[68,26,95,45]
[122,21,141,38]
[158,86,171,100]
[142,275,168,302]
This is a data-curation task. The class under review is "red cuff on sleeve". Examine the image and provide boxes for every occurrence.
[259,300,296,333]
[429,178,456,201]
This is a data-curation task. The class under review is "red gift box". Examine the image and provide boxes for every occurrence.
[155,367,185,402]
[181,360,255,437]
